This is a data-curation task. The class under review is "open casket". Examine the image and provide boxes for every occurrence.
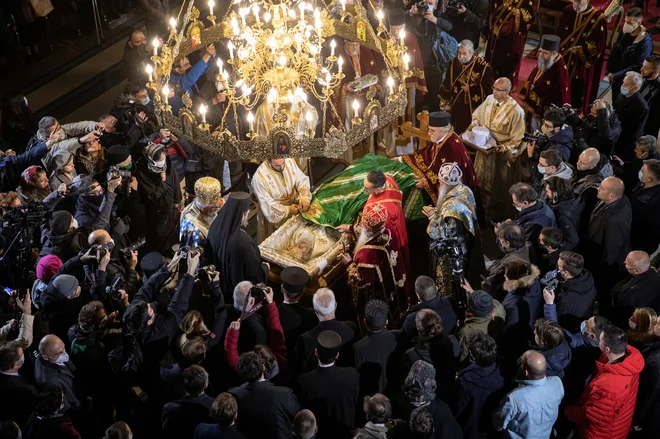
[259,215,348,291]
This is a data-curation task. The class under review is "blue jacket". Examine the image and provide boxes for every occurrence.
[493,376,564,439]
[170,58,210,96]
[453,362,505,439]
[517,200,556,243]
[403,295,458,337]
[607,30,653,83]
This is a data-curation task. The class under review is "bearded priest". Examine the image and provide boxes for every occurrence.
[342,202,407,325]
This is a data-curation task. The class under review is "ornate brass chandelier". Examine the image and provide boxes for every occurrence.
[146,0,413,161]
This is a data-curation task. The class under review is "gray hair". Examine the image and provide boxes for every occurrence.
[458,40,474,52]
[312,288,336,317]
[636,135,658,155]
[37,116,58,140]
[233,281,253,310]
[495,77,512,92]
[625,71,644,89]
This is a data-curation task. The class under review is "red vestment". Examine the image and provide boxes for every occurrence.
[519,55,571,123]
[347,225,407,322]
[439,56,495,134]
[556,5,607,114]
[485,0,535,88]
[401,132,478,204]
[365,176,411,297]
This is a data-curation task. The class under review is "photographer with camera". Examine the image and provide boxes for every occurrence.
[39,211,87,262]
[86,230,139,298]
[74,177,121,232]
[224,281,268,356]
[541,251,596,334]
[111,249,198,385]
[525,108,574,164]
[566,99,621,157]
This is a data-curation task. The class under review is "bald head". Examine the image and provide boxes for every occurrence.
[39,335,66,363]
[597,177,625,204]
[493,78,512,103]
[577,148,600,171]
[522,350,547,380]
[625,251,651,275]
[88,229,111,246]
[495,77,512,91]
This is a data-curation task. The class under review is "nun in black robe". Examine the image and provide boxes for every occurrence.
[207,191,268,295]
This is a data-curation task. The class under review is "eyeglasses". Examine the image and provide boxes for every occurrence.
[492,87,508,92]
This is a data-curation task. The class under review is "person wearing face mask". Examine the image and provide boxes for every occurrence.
[0,341,38,428]
[527,110,575,167]
[74,177,121,232]
[630,159,660,254]
[121,29,151,85]
[508,182,556,244]
[566,99,621,158]
[572,148,614,227]
[533,148,574,201]
[640,55,660,137]
[34,334,82,412]
[537,227,565,273]
[137,142,182,253]
[519,35,571,131]
[544,177,583,251]
[605,8,652,101]
[439,39,494,134]
[614,135,658,195]
[556,0,607,114]
[631,313,660,439]
[180,176,224,250]
[613,72,649,162]
[24,386,81,439]
[34,116,102,158]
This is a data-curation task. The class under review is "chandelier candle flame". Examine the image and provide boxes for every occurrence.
[147,0,414,161]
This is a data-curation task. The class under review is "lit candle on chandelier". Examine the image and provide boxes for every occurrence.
[305,110,313,132]
[228,41,234,59]
[152,37,159,56]
[352,99,359,119]
[216,58,223,75]
[199,104,207,124]
[247,111,255,132]
[399,29,406,46]
[145,64,153,82]
[337,55,343,74]
[162,85,170,104]
[341,0,346,11]
[387,76,394,95]
[376,10,384,27]
[253,5,260,23]
[330,39,336,57]
[299,2,305,23]
[403,52,410,71]
[208,0,214,15]
[169,17,177,32]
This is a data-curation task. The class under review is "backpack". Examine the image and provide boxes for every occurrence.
[432,31,459,74]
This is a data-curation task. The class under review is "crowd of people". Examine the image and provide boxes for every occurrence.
[0,0,660,439]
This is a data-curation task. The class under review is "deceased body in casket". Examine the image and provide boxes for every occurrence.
[259,216,347,288]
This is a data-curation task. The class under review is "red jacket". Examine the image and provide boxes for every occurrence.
[565,345,645,439]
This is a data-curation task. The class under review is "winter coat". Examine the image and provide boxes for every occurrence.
[548,194,584,250]
[0,142,48,192]
[607,29,653,94]
[403,333,460,402]
[457,301,507,362]
[630,183,660,255]
[565,346,645,439]
[39,228,87,262]
[545,126,574,162]
[452,362,505,439]
[516,201,556,243]
[536,340,572,379]
[403,295,458,337]
[485,245,532,301]
[554,269,597,333]
[580,196,632,272]
[613,92,649,161]
[633,339,660,438]
[500,265,543,362]
[33,356,81,411]
[392,396,463,439]
[571,108,621,157]
[612,269,660,328]
[493,376,564,439]
[74,191,117,232]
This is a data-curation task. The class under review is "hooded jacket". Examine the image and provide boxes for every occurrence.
[537,340,572,379]
[74,191,117,232]
[573,108,622,157]
[565,346,645,439]
[453,362,505,439]
[548,194,584,250]
[546,126,574,162]
[554,269,597,332]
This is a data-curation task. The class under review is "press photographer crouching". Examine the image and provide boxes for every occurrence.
[565,99,622,157]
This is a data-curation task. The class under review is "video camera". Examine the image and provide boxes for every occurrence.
[120,236,146,259]
[522,132,549,149]
[1,201,48,229]
[540,269,560,291]
[105,277,124,304]
[196,264,217,297]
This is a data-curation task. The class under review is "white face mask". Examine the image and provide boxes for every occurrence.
[155,159,166,168]
[537,165,547,174]
[639,169,644,183]
[141,96,151,105]
[55,352,69,365]
[24,96,28,106]
[623,23,637,34]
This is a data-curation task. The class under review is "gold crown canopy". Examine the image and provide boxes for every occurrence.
[147,0,414,161]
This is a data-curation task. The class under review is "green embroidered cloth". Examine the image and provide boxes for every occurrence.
[301,154,427,227]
